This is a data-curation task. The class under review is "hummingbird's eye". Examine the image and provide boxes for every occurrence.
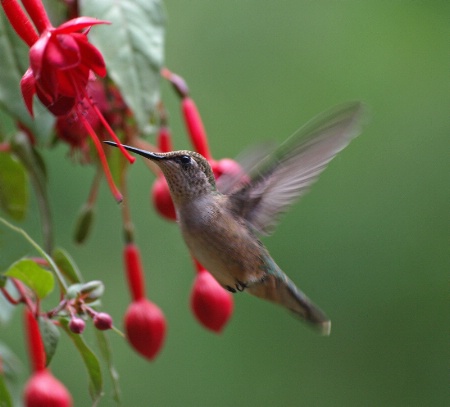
[179,155,191,165]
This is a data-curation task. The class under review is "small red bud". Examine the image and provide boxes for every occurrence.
[191,269,233,333]
[24,369,72,407]
[68,317,85,334]
[124,298,166,360]
[151,175,176,221]
[93,312,113,330]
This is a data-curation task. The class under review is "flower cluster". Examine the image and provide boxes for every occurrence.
[2,0,135,202]
[0,0,246,405]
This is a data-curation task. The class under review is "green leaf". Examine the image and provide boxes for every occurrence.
[0,107,17,142]
[0,152,28,220]
[0,342,22,381]
[39,317,60,367]
[0,280,16,326]
[4,259,54,299]
[53,248,83,284]
[0,374,13,407]
[0,13,55,144]
[96,330,122,405]
[60,319,103,404]
[81,0,166,133]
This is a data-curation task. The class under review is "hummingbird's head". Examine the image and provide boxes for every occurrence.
[104,142,216,204]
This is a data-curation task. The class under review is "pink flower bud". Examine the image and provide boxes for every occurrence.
[124,298,166,360]
[93,312,113,330]
[24,369,72,407]
[68,317,85,334]
[190,268,233,333]
[151,175,176,221]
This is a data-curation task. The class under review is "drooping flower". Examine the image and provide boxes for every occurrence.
[1,0,135,202]
[21,17,109,117]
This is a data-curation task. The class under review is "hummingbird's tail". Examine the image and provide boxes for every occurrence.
[247,273,331,335]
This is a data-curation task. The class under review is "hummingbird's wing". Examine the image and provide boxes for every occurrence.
[229,102,365,235]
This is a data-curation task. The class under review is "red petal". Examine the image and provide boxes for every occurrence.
[36,86,75,116]
[45,34,80,69]
[36,59,58,98]
[54,17,110,35]
[73,34,106,77]
[20,69,37,116]
[29,33,50,78]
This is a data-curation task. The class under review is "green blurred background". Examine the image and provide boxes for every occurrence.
[2,1,449,406]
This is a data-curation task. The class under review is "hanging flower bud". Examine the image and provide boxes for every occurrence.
[68,317,85,334]
[190,267,233,333]
[124,298,166,360]
[24,369,72,407]
[123,243,167,360]
[151,175,176,221]
[93,312,113,330]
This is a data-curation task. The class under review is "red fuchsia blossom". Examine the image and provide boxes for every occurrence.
[21,17,108,117]
[190,260,233,333]
[23,309,73,407]
[123,243,166,360]
[1,0,135,202]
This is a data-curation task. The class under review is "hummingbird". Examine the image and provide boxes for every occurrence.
[105,101,364,335]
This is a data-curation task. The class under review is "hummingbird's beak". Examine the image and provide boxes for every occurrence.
[103,141,164,161]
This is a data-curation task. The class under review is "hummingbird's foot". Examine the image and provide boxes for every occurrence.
[225,285,237,293]
[225,280,248,293]
[235,280,248,292]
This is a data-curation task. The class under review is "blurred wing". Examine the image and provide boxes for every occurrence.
[229,101,366,235]
[216,142,276,195]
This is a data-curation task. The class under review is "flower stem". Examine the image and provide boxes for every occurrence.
[78,109,123,203]
[0,217,68,292]
[82,90,135,164]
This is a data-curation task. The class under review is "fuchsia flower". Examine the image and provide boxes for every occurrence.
[1,0,135,201]
[21,17,108,116]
